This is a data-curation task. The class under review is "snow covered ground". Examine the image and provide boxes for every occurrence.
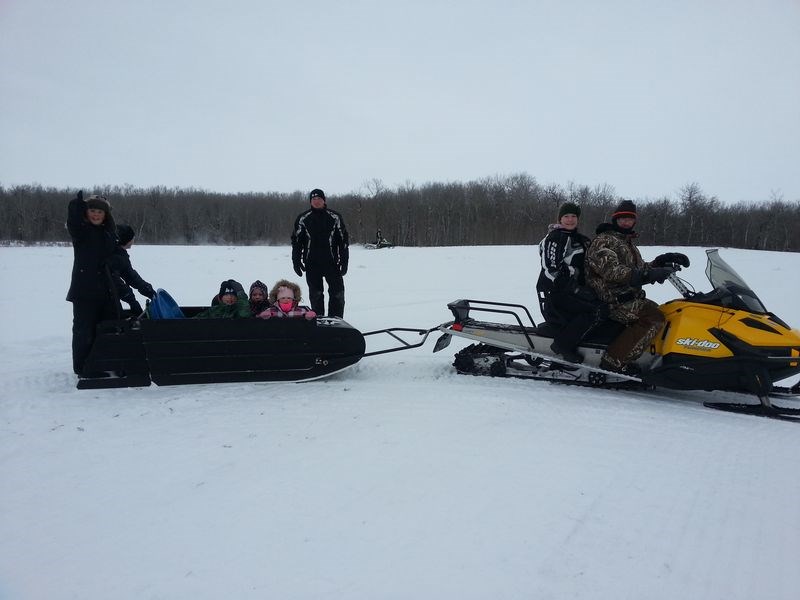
[1,244,799,600]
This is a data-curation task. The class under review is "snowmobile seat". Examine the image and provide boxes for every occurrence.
[534,318,625,346]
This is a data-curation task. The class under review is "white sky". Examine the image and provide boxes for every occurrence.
[2,0,799,203]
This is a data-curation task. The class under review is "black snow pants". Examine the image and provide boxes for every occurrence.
[306,264,345,318]
[546,291,607,352]
[71,298,117,375]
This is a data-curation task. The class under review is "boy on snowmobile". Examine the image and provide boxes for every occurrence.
[537,202,608,364]
[585,200,689,375]
[256,279,317,320]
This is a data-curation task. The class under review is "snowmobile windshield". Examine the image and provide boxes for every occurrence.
[704,249,768,314]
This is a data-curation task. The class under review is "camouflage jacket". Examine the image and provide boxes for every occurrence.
[585,223,647,307]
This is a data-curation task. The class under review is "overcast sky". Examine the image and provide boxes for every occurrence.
[2,0,799,203]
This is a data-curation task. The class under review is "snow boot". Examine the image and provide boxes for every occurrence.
[599,355,641,377]
[550,342,584,364]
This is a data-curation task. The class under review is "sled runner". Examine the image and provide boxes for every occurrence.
[432,250,800,420]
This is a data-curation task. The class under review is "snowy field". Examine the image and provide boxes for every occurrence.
[1,244,799,600]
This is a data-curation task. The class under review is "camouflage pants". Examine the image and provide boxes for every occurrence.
[604,299,665,367]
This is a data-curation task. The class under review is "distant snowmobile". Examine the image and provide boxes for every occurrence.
[432,249,800,420]
[365,228,394,249]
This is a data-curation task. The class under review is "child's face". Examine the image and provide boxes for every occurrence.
[250,288,265,302]
[220,293,237,305]
[86,209,106,225]
[277,288,295,310]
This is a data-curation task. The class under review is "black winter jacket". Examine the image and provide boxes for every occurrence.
[66,195,118,302]
[536,225,591,296]
[106,245,154,307]
[291,207,349,269]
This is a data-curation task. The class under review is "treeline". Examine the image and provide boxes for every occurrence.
[1,175,798,251]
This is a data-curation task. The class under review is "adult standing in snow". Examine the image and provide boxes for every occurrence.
[537,202,607,363]
[585,200,689,374]
[291,188,349,317]
[66,191,119,376]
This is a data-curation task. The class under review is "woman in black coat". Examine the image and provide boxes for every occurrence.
[537,202,608,364]
[66,191,118,376]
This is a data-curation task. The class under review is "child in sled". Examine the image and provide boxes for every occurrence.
[195,280,252,318]
[256,279,317,320]
[248,280,271,315]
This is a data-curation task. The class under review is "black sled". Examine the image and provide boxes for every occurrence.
[77,291,437,390]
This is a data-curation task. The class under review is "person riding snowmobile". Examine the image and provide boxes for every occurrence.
[537,202,607,364]
[585,200,690,374]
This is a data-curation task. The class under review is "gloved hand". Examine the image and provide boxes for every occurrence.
[339,262,348,276]
[293,261,304,277]
[644,266,674,284]
[141,283,156,299]
[128,300,143,314]
[304,311,317,320]
[77,190,84,202]
[652,252,690,268]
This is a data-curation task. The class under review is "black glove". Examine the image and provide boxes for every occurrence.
[339,263,348,276]
[645,266,674,284]
[77,190,84,201]
[128,300,143,314]
[141,283,156,299]
[652,252,690,268]
[553,264,575,291]
[293,261,304,277]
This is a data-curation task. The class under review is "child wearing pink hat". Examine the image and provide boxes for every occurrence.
[256,279,317,320]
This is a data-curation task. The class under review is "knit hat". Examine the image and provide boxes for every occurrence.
[86,195,110,212]
[611,200,637,222]
[558,202,581,219]
[116,224,135,246]
[249,280,269,298]
[219,281,238,298]
[269,279,302,304]
[309,188,326,202]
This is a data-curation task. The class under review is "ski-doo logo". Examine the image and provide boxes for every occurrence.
[676,337,720,350]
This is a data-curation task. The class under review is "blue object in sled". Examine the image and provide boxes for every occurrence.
[148,289,186,319]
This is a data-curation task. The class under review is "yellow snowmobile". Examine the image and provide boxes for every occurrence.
[433,249,800,420]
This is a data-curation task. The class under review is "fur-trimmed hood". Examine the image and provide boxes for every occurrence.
[269,279,303,304]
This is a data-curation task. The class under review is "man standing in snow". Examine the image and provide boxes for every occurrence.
[291,188,349,317]
[585,200,689,375]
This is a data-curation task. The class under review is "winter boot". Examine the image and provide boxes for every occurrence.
[550,342,584,364]
[599,354,641,377]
